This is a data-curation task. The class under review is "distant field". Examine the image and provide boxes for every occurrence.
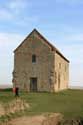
[0,89,83,118]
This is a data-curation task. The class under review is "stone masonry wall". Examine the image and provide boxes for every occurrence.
[13,31,55,92]
[54,52,69,92]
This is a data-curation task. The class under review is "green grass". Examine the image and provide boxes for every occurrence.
[0,89,83,118]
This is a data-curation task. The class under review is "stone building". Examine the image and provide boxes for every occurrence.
[12,29,69,92]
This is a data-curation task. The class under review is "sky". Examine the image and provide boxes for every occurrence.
[0,0,83,87]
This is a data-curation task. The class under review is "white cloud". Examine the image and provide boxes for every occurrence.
[0,9,12,20]
[8,0,28,14]
[0,32,23,44]
[0,0,28,19]
[0,0,38,26]
[8,0,27,9]
[0,32,24,52]
[59,44,83,60]
[64,34,83,41]
[55,33,83,44]
[0,32,24,85]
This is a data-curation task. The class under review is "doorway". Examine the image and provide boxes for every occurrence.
[30,78,37,92]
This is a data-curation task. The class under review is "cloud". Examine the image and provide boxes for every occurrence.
[58,25,83,42]
[0,0,38,26]
[7,0,29,14]
[63,34,83,42]
[0,32,23,43]
[0,32,24,52]
[0,9,13,20]
[0,32,24,85]
[0,0,28,19]
[8,0,27,9]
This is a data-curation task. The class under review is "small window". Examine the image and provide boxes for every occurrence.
[65,65,66,72]
[59,63,61,69]
[32,54,36,63]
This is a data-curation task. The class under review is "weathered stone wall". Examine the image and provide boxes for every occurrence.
[13,30,69,92]
[13,31,55,92]
[54,52,69,91]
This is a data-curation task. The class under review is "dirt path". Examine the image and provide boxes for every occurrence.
[8,115,46,125]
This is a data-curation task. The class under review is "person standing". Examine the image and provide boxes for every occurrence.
[15,87,19,97]
[13,87,19,97]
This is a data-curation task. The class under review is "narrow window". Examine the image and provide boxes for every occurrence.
[59,63,61,69]
[65,65,66,72]
[32,54,36,63]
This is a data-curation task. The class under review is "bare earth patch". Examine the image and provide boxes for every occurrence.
[8,113,63,125]
[8,115,45,125]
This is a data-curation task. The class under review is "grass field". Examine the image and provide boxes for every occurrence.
[0,89,83,118]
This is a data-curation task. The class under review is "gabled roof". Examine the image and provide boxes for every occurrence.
[14,29,69,63]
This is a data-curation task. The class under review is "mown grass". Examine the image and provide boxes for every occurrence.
[0,89,83,118]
